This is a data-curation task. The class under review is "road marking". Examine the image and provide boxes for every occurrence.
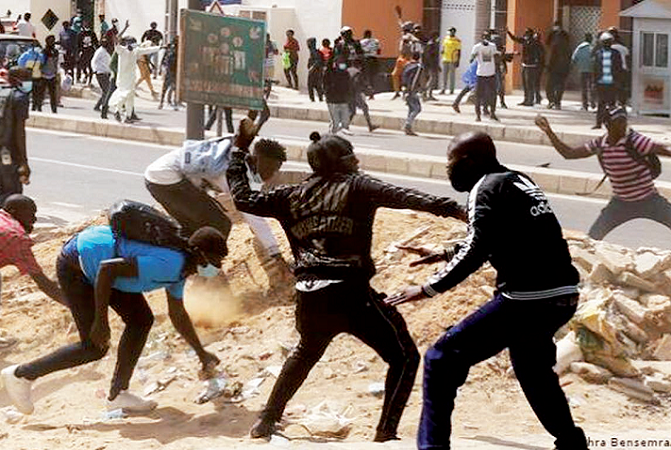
[50,201,83,208]
[28,128,178,150]
[31,157,144,177]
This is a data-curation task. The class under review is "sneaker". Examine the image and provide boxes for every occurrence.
[373,430,401,442]
[341,128,353,136]
[475,116,482,122]
[106,390,157,413]
[452,103,460,114]
[490,113,500,122]
[500,102,508,109]
[404,127,417,136]
[368,125,380,132]
[250,417,276,439]
[1,365,34,415]
[391,92,400,100]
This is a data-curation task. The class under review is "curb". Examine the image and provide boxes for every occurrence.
[28,113,671,201]
[268,103,597,147]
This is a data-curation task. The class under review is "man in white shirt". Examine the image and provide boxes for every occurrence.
[470,31,500,122]
[16,13,36,38]
[92,38,112,112]
[144,134,287,266]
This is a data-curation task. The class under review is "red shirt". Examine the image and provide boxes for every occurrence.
[284,37,300,56]
[0,210,41,276]
[585,130,657,202]
[320,47,333,61]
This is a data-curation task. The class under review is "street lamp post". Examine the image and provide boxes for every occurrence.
[186,0,204,140]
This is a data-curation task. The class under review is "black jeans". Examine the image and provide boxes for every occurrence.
[453,85,472,107]
[596,84,618,127]
[521,66,539,104]
[284,57,299,89]
[307,66,323,102]
[145,178,232,241]
[475,75,496,118]
[580,72,595,109]
[205,107,234,133]
[418,293,586,450]
[349,91,374,129]
[588,193,671,240]
[33,78,58,113]
[94,73,111,110]
[15,241,154,400]
[259,279,419,437]
[0,163,23,205]
[100,79,117,117]
[546,71,568,106]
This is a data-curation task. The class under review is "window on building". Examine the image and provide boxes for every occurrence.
[641,31,668,68]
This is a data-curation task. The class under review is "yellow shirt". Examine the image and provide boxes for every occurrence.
[442,36,462,63]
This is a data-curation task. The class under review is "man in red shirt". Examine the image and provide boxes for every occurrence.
[0,195,63,305]
[536,108,671,240]
[283,29,300,90]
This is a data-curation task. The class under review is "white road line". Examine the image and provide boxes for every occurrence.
[28,128,178,150]
[31,157,144,177]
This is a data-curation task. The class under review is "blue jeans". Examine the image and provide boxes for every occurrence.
[418,293,586,450]
[405,93,421,129]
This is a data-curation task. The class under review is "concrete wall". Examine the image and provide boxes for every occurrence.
[342,0,422,59]
[0,0,70,43]
[221,0,344,92]
[506,0,555,90]
[105,0,188,43]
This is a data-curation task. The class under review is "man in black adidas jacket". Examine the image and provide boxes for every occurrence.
[227,124,466,442]
[387,132,588,450]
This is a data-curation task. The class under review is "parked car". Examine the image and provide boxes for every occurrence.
[0,34,40,70]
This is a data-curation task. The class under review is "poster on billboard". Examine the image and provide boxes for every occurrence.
[178,9,265,110]
[639,74,670,113]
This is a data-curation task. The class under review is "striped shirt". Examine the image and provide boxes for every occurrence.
[586,130,657,202]
[599,49,613,85]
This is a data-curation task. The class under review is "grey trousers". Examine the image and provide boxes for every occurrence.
[327,103,351,133]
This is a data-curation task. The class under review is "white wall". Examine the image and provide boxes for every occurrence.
[0,0,69,42]
[221,0,344,91]
[0,1,31,22]
[105,0,188,43]
[441,0,477,90]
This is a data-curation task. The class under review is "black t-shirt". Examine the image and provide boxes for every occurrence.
[0,88,29,161]
[142,29,163,46]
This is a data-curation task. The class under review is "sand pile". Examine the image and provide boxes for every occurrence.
[0,209,669,450]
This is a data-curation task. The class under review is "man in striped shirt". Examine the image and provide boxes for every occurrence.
[536,107,671,240]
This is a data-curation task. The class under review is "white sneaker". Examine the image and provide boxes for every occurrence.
[341,128,354,136]
[1,365,34,415]
[106,390,158,413]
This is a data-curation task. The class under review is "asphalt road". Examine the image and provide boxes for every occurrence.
[53,98,671,182]
[23,128,671,250]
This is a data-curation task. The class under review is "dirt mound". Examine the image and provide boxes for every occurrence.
[0,210,669,449]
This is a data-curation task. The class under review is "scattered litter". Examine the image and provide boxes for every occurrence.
[101,409,127,421]
[1,407,23,424]
[143,375,177,397]
[368,382,385,398]
[195,375,229,404]
[295,401,354,439]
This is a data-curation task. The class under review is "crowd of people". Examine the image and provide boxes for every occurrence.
[9,10,180,122]
[1,9,669,450]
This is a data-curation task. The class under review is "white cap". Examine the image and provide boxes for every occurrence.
[340,26,352,33]
[600,32,614,42]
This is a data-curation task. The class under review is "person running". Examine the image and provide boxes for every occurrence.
[145,134,288,267]
[347,62,379,132]
[386,131,588,450]
[402,52,423,136]
[324,58,352,135]
[470,31,499,122]
[0,68,31,202]
[451,60,478,114]
[92,37,113,112]
[571,33,595,111]
[1,223,225,415]
[0,195,63,306]
[440,27,461,95]
[536,107,671,240]
[227,122,466,442]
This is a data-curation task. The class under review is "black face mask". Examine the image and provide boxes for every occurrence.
[448,158,479,192]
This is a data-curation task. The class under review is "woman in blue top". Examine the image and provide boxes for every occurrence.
[2,224,227,415]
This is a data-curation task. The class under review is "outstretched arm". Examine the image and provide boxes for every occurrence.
[30,271,65,305]
[652,143,671,158]
[535,115,593,159]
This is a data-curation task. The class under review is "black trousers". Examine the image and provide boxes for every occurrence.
[100,79,117,117]
[145,178,232,242]
[259,279,419,437]
[0,163,23,205]
[475,75,496,118]
[596,84,618,127]
[94,73,111,110]
[546,71,568,106]
[521,66,538,104]
[284,57,299,89]
[33,78,58,113]
[363,56,379,93]
[307,66,323,102]
[580,72,595,109]
[588,193,671,240]
[205,107,234,133]
[15,244,154,399]
[418,294,586,450]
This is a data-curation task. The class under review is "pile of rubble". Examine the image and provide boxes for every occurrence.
[556,232,671,402]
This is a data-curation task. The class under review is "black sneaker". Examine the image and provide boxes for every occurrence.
[554,427,589,450]
[452,103,461,114]
[374,430,401,442]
